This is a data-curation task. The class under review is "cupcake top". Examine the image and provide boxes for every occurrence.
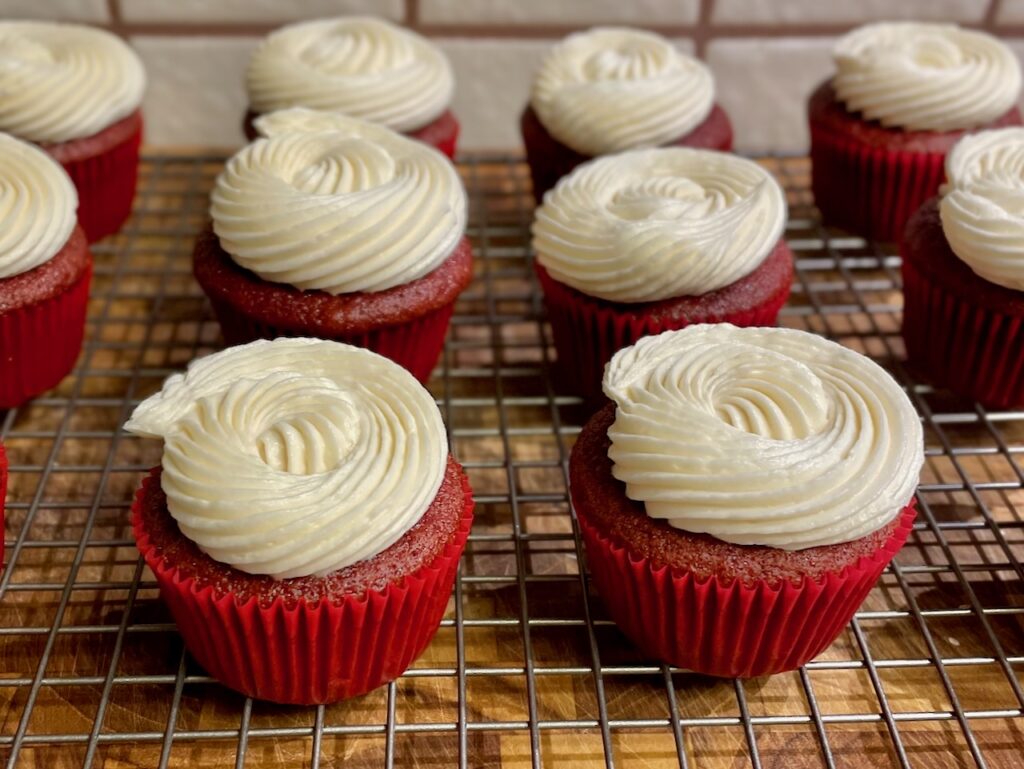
[530,27,714,156]
[0,132,77,280]
[124,338,448,579]
[531,148,786,303]
[246,17,454,133]
[211,109,467,295]
[0,22,145,144]
[832,22,1020,132]
[940,127,1024,290]
[603,325,923,550]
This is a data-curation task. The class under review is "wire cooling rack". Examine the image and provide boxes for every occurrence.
[0,155,1022,769]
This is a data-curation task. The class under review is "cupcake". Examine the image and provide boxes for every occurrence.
[194,110,472,383]
[125,338,475,704]
[532,147,792,407]
[0,22,146,242]
[522,27,733,202]
[243,17,458,158]
[809,22,1021,243]
[571,325,923,677]
[902,128,1024,407]
[0,133,91,408]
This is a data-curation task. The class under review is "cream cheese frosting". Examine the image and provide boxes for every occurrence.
[603,325,923,550]
[211,111,467,294]
[246,16,453,133]
[940,128,1024,291]
[0,132,78,280]
[124,338,448,579]
[530,27,715,156]
[0,21,145,144]
[531,148,786,303]
[833,22,1021,132]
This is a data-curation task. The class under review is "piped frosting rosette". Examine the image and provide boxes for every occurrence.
[603,325,923,550]
[124,338,448,579]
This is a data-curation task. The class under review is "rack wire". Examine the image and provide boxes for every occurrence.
[0,155,1022,769]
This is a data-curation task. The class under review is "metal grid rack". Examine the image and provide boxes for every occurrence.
[0,155,1022,769]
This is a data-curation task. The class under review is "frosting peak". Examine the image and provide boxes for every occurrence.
[0,132,77,280]
[212,110,467,294]
[530,27,714,156]
[833,22,1021,132]
[0,22,145,143]
[531,148,786,303]
[247,17,453,132]
[124,338,448,579]
[940,127,1024,290]
[604,325,923,550]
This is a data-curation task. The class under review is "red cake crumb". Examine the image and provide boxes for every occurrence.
[0,226,90,314]
[41,109,143,166]
[135,456,471,609]
[571,404,908,589]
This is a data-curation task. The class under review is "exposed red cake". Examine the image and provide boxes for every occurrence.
[193,228,474,382]
[902,198,1024,407]
[808,80,1022,243]
[0,441,7,571]
[537,238,793,408]
[41,109,143,242]
[242,108,460,159]
[521,103,734,203]
[571,404,917,677]
[133,456,475,704]
[0,225,92,408]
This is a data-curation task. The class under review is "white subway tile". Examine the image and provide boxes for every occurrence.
[707,37,836,154]
[712,0,984,25]
[0,0,109,22]
[998,1,1024,25]
[422,0,698,26]
[122,0,403,24]
[132,36,257,149]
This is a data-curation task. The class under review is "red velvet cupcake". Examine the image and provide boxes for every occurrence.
[522,28,733,202]
[809,22,1022,243]
[0,22,145,242]
[244,17,458,158]
[0,134,92,408]
[902,128,1024,408]
[197,111,472,383]
[125,339,475,704]
[572,326,923,677]
[532,147,791,407]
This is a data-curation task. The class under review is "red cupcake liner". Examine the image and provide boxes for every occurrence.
[208,296,455,384]
[56,117,143,243]
[536,265,792,409]
[902,257,1024,408]
[0,262,92,409]
[575,499,917,678]
[0,441,7,571]
[810,126,945,244]
[133,468,475,704]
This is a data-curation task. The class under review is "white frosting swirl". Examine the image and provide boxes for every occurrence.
[530,27,714,156]
[532,148,786,303]
[0,132,78,280]
[211,112,467,294]
[833,22,1021,132]
[124,338,448,579]
[604,325,923,550]
[247,17,453,133]
[0,21,145,143]
[940,128,1024,290]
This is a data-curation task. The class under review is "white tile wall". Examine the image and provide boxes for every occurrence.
[712,0,986,25]
[997,0,1024,24]
[0,0,109,22]
[421,0,699,26]
[122,0,403,24]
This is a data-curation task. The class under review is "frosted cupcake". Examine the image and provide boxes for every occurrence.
[532,147,791,406]
[571,325,923,677]
[244,17,458,157]
[0,133,91,408]
[809,22,1021,242]
[194,109,473,382]
[522,27,733,202]
[126,339,475,704]
[0,22,145,241]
